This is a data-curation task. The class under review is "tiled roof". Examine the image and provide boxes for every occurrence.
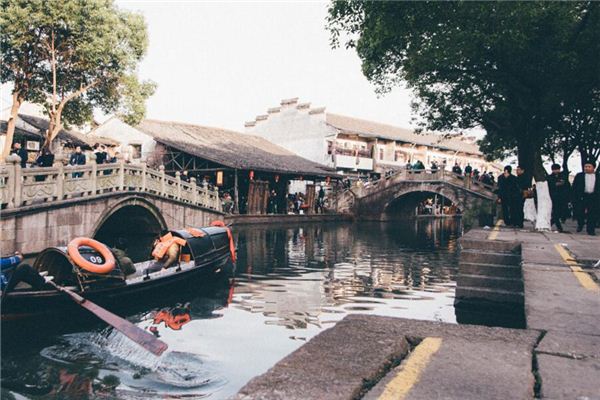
[137,119,338,177]
[326,113,481,155]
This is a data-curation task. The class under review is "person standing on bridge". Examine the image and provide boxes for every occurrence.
[11,142,28,168]
[497,165,520,227]
[69,146,86,178]
[572,160,599,235]
[464,163,473,177]
[452,162,462,175]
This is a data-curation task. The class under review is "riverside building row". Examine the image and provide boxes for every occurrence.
[246,97,498,176]
[2,98,497,214]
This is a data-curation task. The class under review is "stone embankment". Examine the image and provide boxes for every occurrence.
[234,222,600,400]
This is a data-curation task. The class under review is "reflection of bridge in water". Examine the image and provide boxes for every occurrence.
[231,221,461,330]
[0,158,223,260]
[336,169,496,221]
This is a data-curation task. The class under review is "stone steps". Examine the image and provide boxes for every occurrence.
[460,249,521,266]
[457,273,524,293]
[455,286,524,305]
[456,239,525,328]
[459,261,522,279]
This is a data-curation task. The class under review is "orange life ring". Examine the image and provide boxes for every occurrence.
[67,237,116,274]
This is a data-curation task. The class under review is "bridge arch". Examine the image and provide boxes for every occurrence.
[382,186,463,220]
[93,196,168,262]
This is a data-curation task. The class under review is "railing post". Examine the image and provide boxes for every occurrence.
[5,155,19,208]
[190,177,198,204]
[175,171,182,200]
[202,180,209,207]
[160,165,166,196]
[53,156,65,201]
[12,158,22,208]
[89,154,97,195]
[141,162,147,192]
[118,158,125,191]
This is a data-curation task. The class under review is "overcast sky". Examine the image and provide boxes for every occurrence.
[115,0,416,132]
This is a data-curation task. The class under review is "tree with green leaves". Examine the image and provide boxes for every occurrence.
[0,0,155,160]
[327,1,600,229]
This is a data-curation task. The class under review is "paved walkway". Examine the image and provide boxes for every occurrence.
[234,222,600,400]
[471,220,600,399]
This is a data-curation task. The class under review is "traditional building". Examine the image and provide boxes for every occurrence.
[87,117,338,214]
[245,98,498,176]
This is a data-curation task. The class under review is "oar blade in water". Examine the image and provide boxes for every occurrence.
[80,300,168,356]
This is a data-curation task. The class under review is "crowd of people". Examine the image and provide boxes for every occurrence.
[495,161,599,235]
[10,141,120,173]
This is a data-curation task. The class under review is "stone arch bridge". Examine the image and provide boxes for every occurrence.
[0,158,223,261]
[337,170,495,221]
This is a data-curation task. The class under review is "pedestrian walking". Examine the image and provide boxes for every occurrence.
[572,160,599,235]
[547,164,571,232]
[514,165,530,228]
[496,165,520,226]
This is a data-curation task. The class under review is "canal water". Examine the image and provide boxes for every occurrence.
[1,219,462,399]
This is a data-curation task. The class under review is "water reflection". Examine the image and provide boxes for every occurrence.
[233,219,461,333]
[1,219,461,400]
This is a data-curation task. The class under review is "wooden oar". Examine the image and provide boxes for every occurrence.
[47,280,168,356]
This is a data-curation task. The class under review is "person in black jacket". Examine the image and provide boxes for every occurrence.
[572,161,599,235]
[10,142,28,168]
[513,166,530,228]
[69,146,86,178]
[496,165,521,226]
[547,164,571,232]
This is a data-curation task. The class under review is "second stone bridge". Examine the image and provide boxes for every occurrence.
[338,170,496,221]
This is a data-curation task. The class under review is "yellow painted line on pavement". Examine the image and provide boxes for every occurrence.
[377,337,442,400]
[487,219,503,241]
[554,244,599,292]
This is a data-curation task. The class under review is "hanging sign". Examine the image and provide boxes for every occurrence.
[216,170,223,186]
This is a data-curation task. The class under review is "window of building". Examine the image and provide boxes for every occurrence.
[131,144,142,159]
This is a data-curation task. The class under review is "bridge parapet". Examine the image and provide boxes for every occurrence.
[351,169,495,200]
[0,156,222,212]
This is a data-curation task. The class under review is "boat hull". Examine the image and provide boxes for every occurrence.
[1,251,232,326]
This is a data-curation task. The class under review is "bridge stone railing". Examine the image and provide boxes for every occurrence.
[0,155,222,212]
[351,169,495,198]
[334,168,496,212]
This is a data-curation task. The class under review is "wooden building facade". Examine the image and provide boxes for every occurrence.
[136,119,338,214]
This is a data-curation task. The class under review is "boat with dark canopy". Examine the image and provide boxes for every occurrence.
[1,225,235,326]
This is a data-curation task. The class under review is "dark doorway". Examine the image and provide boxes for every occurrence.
[94,205,165,262]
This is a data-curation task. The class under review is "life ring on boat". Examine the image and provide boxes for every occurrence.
[67,237,116,274]
[209,221,236,262]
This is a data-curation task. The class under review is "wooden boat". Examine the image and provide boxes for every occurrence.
[1,226,235,326]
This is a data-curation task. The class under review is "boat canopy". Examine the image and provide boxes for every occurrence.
[169,226,230,265]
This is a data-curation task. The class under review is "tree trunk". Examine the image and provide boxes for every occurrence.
[579,147,589,170]
[561,148,573,177]
[1,92,23,163]
[517,137,535,186]
[43,110,63,151]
